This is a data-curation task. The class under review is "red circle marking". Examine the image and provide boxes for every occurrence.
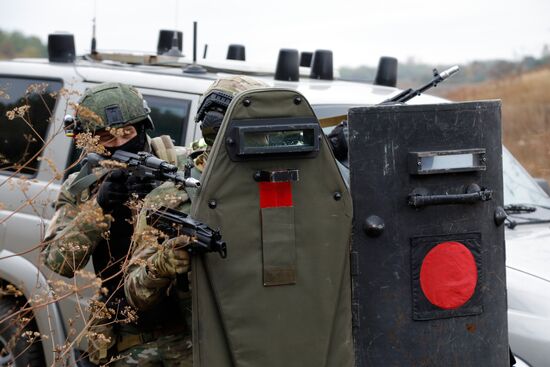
[419,241,478,310]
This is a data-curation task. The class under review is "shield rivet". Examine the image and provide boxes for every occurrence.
[364,215,385,237]
[208,199,217,209]
[243,98,251,107]
[494,206,507,226]
[333,192,342,201]
[294,96,302,105]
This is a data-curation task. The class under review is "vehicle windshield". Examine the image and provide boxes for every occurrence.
[503,147,550,207]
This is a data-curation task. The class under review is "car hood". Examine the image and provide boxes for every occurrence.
[506,224,550,282]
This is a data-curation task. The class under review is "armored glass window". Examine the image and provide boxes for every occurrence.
[0,77,62,176]
[227,117,320,161]
[243,130,315,148]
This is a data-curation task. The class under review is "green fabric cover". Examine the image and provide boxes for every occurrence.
[261,206,296,286]
[191,88,354,367]
[77,82,152,132]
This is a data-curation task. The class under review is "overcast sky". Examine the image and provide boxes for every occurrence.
[2,0,550,68]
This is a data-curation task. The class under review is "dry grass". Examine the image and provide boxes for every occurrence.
[443,66,550,182]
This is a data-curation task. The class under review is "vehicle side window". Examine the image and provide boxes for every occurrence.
[0,77,62,176]
[144,95,191,146]
[64,142,82,179]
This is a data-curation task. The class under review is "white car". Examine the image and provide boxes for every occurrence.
[503,149,550,367]
[0,33,547,366]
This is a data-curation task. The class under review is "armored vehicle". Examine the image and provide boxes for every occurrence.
[0,31,546,366]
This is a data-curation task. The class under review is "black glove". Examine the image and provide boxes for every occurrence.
[96,169,129,212]
[328,120,349,162]
[126,176,158,199]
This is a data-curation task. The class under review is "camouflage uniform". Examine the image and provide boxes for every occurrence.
[124,76,269,364]
[112,333,192,367]
[43,168,111,278]
[42,83,190,366]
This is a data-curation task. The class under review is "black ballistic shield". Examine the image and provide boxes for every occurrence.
[348,101,508,366]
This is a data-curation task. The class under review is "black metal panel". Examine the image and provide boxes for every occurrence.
[348,101,508,367]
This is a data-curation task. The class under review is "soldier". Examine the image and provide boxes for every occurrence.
[42,82,189,366]
[124,75,268,366]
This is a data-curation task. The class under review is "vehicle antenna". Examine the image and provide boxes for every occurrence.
[183,21,206,73]
[193,21,197,63]
[91,17,97,54]
[203,44,208,59]
[91,0,97,54]
[174,0,178,31]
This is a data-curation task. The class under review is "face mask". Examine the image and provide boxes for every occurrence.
[104,123,147,156]
[200,108,226,146]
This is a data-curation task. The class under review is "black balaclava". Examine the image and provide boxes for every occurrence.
[200,107,226,146]
[104,121,147,156]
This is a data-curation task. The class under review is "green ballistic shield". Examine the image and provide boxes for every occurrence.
[191,88,354,367]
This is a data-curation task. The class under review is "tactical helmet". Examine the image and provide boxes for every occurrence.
[195,75,269,145]
[64,82,154,136]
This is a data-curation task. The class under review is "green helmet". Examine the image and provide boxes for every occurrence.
[195,75,269,145]
[65,82,154,136]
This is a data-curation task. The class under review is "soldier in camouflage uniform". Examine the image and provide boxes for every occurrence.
[124,75,269,365]
[42,83,191,366]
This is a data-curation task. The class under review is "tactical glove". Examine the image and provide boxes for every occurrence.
[126,175,158,199]
[148,235,191,279]
[96,169,129,212]
[87,315,116,364]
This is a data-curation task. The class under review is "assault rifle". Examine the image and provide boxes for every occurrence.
[147,206,227,259]
[380,65,460,104]
[326,66,461,167]
[83,150,200,188]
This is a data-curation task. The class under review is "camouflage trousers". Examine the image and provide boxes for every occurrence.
[112,333,192,367]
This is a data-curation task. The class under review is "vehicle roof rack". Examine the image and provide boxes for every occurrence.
[85,51,186,67]
[83,51,275,77]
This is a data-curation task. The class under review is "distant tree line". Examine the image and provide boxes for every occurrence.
[0,29,47,60]
[339,48,550,89]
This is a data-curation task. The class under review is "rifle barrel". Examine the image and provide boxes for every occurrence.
[439,65,460,80]
[380,65,460,104]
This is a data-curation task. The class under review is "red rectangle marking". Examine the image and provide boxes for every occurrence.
[259,182,293,208]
